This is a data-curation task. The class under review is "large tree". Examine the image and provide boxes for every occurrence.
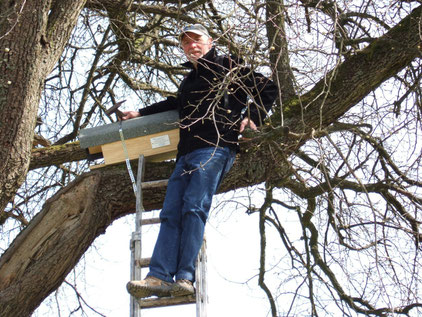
[1,1,422,316]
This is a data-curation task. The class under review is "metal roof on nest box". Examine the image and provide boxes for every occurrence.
[79,110,180,167]
[79,110,179,149]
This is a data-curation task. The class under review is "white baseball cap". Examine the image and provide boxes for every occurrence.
[179,24,210,41]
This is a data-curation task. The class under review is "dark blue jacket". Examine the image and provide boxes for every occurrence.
[139,47,278,158]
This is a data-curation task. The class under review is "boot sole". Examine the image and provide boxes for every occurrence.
[170,284,195,297]
[127,282,171,298]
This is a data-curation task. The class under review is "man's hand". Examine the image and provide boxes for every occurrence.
[239,117,257,133]
[121,111,141,121]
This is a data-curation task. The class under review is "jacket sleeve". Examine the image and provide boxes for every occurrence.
[138,96,178,116]
[242,70,278,126]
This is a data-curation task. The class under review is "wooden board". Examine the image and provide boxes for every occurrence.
[100,128,179,165]
[88,145,102,154]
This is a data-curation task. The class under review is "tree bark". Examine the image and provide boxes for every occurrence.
[29,142,88,170]
[0,0,87,213]
[266,0,296,101]
[0,169,134,316]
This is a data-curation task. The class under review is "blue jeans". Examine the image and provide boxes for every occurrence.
[147,147,236,283]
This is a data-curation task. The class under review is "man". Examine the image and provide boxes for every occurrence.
[124,24,277,298]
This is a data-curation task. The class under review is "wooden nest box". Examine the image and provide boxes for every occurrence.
[79,110,179,168]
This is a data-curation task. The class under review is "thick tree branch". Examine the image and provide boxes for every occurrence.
[279,5,422,132]
[29,142,87,170]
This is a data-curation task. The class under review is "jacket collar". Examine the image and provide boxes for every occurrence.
[181,47,217,70]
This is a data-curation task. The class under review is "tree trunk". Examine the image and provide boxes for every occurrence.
[0,170,133,316]
[0,0,87,214]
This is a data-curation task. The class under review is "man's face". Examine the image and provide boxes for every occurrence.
[181,32,213,63]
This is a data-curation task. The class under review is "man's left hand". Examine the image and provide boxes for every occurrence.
[239,117,257,133]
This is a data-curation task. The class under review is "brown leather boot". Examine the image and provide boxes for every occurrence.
[170,279,195,297]
[126,276,172,298]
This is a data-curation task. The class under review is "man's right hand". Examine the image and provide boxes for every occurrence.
[121,111,141,120]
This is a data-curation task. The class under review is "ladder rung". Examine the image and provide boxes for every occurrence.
[137,257,150,268]
[138,294,196,309]
[141,179,168,189]
[141,218,161,225]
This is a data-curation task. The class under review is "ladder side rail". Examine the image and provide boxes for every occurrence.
[130,155,146,317]
[134,154,145,280]
[196,239,208,317]
[201,240,208,316]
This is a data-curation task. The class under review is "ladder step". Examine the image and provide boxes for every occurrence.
[141,217,161,225]
[138,257,150,268]
[141,179,168,189]
[138,294,196,309]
